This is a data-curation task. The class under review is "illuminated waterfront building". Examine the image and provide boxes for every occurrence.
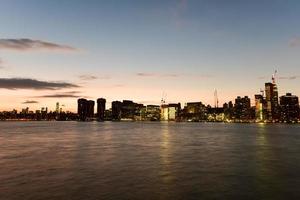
[223,101,234,121]
[160,103,181,121]
[207,106,224,122]
[234,96,251,121]
[279,93,299,123]
[254,94,264,121]
[145,105,160,121]
[182,102,207,121]
[121,100,135,119]
[265,82,279,121]
[160,104,169,121]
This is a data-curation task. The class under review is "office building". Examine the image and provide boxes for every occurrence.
[77,98,95,121]
[280,93,299,123]
[254,94,264,121]
[234,96,251,121]
[112,101,122,121]
[182,102,207,121]
[265,82,279,121]
[97,98,106,121]
[160,103,181,121]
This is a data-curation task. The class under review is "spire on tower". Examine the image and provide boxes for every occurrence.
[214,89,219,108]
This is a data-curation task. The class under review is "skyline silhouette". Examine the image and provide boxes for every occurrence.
[1,0,300,111]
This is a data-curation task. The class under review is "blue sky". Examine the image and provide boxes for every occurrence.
[1,0,300,111]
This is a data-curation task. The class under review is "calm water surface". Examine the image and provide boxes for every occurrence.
[1,122,300,200]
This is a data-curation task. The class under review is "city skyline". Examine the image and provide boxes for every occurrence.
[2,77,299,123]
[1,0,300,111]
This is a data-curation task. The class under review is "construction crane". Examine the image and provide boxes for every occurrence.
[161,91,166,105]
[272,70,278,84]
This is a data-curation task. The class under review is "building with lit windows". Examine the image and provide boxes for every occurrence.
[160,103,181,121]
[265,82,279,121]
[279,93,299,123]
[234,96,251,121]
[254,94,265,122]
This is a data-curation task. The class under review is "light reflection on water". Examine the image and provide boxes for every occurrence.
[1,122,300,199]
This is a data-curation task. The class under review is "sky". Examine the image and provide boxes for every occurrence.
[1,0,300,112]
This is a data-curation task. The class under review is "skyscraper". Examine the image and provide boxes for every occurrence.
[97,98,106,121]
[223,101,234,121]
[234,96,251,121]
[121,100,136,119]
[77,99,95,121]
[265,82,279,121]
[254,94,264,121]
[87,100,95,118]
[78,98,88,121]
[280,93,299,123]
[56,102,60,113]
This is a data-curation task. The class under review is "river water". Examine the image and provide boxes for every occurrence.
[1,122,300,199]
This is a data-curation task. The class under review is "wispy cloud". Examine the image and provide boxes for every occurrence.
[34,91,82,98]
[78,75,98,80]
[136,72,212,79]
[0,38,77,52]
[136,72,180,78]
[22,100,39,104]
[289,37,300,47]
[0,78,79,90]
[78,74,111,81]
[278,76,299,80]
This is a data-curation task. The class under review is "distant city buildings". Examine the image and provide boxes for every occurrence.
[1,72,300,123]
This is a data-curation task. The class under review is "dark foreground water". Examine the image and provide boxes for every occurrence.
[1,122,300,200]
